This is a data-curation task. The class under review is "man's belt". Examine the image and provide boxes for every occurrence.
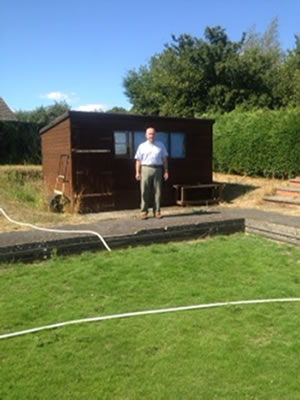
[142,164,163,168]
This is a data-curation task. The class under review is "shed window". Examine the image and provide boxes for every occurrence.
[134,131,169,153]
[115,131,186,159]
[170,132,186,158]
[114,132,129,156]
[156,132,169,152]
[134,131,145,153]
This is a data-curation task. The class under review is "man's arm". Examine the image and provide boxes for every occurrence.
[163,156,168,181]
[135,159,142,181]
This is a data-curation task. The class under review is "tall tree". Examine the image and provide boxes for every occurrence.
[240,17,284,109]
[124,27,246,116]
[124,22,287,116]
[276,35,300,106]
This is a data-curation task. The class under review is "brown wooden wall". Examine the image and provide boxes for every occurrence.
[41,112,214,212]
[41,118,73,200]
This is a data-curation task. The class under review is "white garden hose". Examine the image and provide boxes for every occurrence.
[0,206,111,252]
[1,298,300,340]
[1,207,300,341]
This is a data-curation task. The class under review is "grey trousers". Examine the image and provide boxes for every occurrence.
[140,166,163,214]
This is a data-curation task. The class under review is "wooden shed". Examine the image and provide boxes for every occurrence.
[40,111,220,213]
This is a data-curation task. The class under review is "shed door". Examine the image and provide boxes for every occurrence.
[73,150,114,209]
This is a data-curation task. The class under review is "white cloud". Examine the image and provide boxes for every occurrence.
[75,104,107,112]
[41,91,80,104]
[40,92,107,112]
[41,91,71,102]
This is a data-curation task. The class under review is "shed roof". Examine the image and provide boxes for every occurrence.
[0,97,17,121]
[40,110,215,134]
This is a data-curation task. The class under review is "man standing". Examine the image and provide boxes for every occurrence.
[135,127,169,219]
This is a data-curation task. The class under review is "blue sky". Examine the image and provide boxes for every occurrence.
[1,0,299,112]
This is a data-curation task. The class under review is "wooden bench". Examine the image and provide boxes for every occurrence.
[173,183,224,206]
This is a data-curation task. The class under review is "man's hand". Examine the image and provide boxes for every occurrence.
[136,172,141,181]
[135,160,141,181]
[164,171,169,181]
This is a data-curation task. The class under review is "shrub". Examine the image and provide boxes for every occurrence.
[0,121,41,164]
[213,107,300,178]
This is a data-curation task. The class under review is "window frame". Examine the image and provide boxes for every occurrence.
[113,130,186,159]
[114,131,131,158]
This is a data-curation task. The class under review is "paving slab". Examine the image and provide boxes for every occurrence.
[218,207,300,227]
[220,208,300,247]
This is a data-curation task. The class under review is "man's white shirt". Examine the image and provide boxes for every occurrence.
[135,140,168,165]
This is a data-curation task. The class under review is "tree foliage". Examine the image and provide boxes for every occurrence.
[124,19,299,116]
[276,35,300,107]
[16,101,70,129]
[106,106,129,114]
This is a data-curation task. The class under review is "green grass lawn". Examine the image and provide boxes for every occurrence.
[1,234,300,399]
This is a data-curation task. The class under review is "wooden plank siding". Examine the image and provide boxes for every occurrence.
[41,118,73,201]
[40,111,215,212]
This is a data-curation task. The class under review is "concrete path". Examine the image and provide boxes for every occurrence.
[1,207,300,263]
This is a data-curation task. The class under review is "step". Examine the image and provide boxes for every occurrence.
[276,186,300,198]
[264,195,300,205]
[290,178,300,187]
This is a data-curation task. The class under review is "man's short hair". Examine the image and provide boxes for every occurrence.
[146,126,156,132]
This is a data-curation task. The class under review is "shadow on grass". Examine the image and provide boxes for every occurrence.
[221,182,258,203]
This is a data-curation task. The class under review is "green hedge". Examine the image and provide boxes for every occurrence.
[213,108,300,178]
[0,121,41,164]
